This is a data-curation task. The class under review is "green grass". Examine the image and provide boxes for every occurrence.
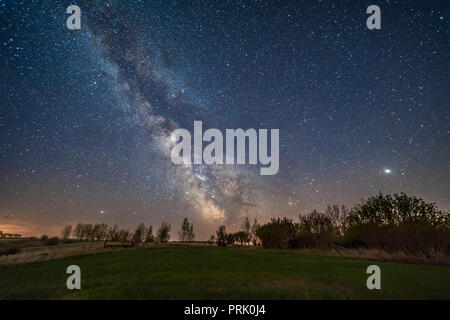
[0,246,449,299]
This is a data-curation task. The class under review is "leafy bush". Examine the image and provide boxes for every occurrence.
[215,229,249,246]
[293,210,337,249]
[343,193,450,255]
[40,234,48,241]
[45,237,60,246]
[255,217,297,249]
[226,232,236,246]
[233,231,249,245]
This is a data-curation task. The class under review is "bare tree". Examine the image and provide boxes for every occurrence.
[61,225,72,240]
[251,218,260,245]
[145,225,155,242]
[83,224,94,241]
[118,228,130,243]
[157,222,171,243]
[216,225,227,247]
[107,223,120,241]
[133,223,146,243]
[92,223,108,241]
[73,223,84,241]
[178,218,195,242]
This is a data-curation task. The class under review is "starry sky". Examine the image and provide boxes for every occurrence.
[0,0,448,238]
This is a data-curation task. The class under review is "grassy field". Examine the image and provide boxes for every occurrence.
[0,246,449,299]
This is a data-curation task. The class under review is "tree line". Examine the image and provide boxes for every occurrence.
[58,218,195,244]
[223,193,448,257]
[55,193,449,257]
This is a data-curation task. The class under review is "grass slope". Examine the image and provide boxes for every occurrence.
[0,246,449,299]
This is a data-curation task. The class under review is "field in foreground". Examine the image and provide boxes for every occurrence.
[0,246,449,299]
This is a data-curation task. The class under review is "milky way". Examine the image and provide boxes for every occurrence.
[0,0,448,238]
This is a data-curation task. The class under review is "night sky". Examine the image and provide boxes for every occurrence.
[0,0,448,238]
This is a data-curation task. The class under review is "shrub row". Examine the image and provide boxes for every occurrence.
[251,193,449,256]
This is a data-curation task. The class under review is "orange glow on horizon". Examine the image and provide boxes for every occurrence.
[0,222,64,237]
